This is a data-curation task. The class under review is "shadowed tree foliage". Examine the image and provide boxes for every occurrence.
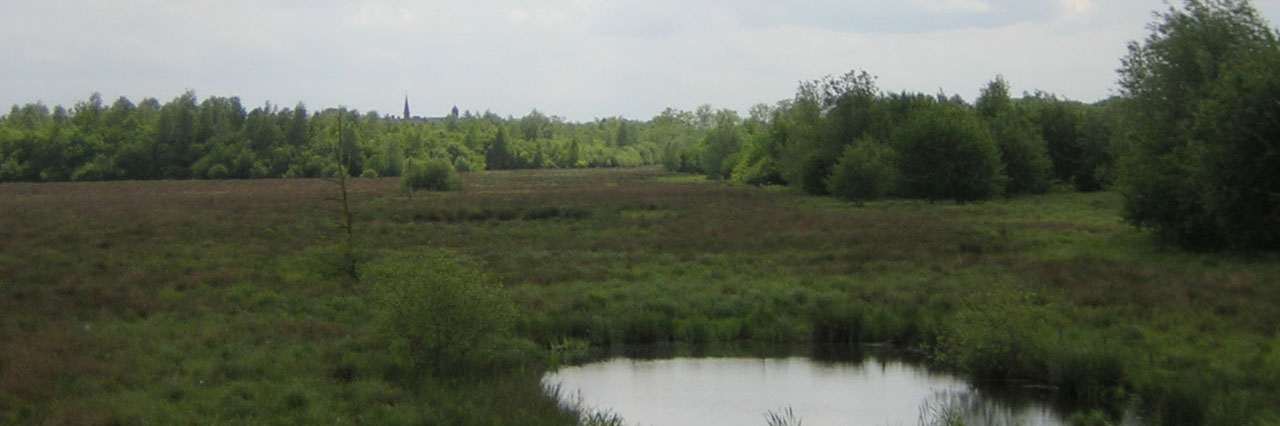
[699,111,742,180]
[826,137,899,204]
[485,127,517,170]
[977,77,1053,196]
[1118,0,1280,250]
[895,104,1004,203]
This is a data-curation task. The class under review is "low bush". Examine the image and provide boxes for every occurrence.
[826,138,900,203]
[364,251,517,377]
[402,158,463,192]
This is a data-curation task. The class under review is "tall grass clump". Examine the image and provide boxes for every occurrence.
[936,290,1055,383]
[545,383,630,426]
[403,158,463,192]
[364,250,519,377]
[764,407,803,426]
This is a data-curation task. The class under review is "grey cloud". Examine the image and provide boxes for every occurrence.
[4,0,1280,121]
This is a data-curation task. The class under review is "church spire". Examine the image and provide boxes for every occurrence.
[403,94,411,120]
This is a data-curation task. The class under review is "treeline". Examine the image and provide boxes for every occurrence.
[661,0,1279,251]
[0,92,722,182]
[661,72,1116,203]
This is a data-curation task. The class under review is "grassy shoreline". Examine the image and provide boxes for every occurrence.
[2,167,1277,425]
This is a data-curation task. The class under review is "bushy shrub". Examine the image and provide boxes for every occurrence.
[207,163,230,180]
[730,155,784,186]
[894,105,1004,202]
[730,130,786,186]
[797,152,836,196]
[939,290,1055,383]
[364,251,517,377]
[660,142,701,173]
[402,158,462,192]
[825,138,899,203]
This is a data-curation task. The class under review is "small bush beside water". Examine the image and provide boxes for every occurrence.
[364,250,521,377]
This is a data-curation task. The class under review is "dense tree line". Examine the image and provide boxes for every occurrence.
[0,80,1113,201]
[662,0,1276,251]
[661,72,1117,204]
[0,93,714,182]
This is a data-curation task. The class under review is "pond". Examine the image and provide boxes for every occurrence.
[542,348,1141,426]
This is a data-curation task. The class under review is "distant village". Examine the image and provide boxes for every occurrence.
[399,95,460,123]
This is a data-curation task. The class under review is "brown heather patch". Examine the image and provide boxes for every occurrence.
[0,178,399,226]
[0,323,107,401]
[284,317,349,340]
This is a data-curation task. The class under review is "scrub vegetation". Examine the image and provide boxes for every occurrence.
[2,167,1278,425]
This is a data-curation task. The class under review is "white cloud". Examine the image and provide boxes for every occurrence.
[345,2,419,30]
[1056,0,1098,21]
[918,0,992,14]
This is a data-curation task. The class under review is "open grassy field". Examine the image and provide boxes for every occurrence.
[2,167,1278,425]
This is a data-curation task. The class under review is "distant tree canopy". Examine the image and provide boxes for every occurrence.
[0,93,695,182]
[1117,0,1280,250]
[658,70,1116,204]
[0,74,1119,207]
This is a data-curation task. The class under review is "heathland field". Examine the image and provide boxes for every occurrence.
[1,167,1277,425]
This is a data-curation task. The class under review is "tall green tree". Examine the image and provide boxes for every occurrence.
[485,127,517,170]
[977,77,1052,195]
[699,111,742,180]
[1118,0,1280,250]
[154,91,199,178]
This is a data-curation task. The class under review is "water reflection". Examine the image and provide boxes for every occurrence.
[543,351,1140,426]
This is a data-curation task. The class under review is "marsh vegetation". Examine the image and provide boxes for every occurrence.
[1,167,1277,425]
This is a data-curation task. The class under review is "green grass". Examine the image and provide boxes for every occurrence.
[2,167,1278,425]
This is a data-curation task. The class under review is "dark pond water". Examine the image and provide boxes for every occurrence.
[542,348,1141,426]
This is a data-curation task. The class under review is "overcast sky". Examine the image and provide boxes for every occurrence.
[3,0,1279,121]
